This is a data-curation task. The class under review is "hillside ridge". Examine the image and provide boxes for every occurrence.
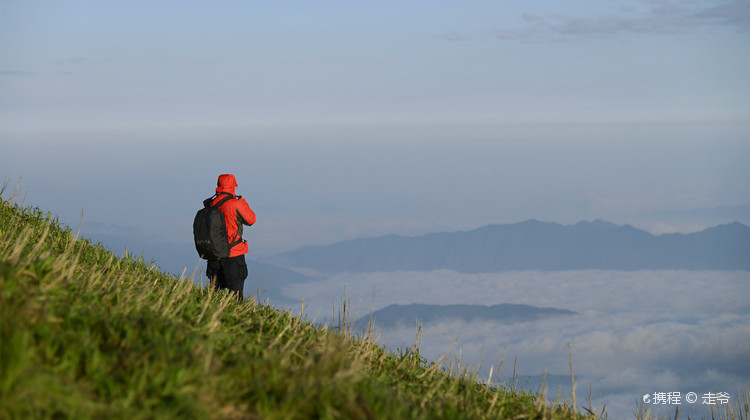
[0,193,590,419]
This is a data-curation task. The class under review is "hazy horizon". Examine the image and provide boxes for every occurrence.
[5,130,750,260]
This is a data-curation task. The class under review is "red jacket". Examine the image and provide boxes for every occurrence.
[207,174,256,258]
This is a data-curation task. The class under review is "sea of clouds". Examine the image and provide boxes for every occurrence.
[282,270,750,419]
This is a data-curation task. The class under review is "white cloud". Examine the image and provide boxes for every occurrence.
[696,0,750,27]
[0,70,36,76]
[499,0,750,41]
[439,31,470,41]
[522,12,543,22]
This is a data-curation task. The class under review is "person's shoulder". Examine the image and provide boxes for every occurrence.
[225,195,249,208]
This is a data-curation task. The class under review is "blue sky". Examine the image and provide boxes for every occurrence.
[3,1,749,130]
[2,0,750,257]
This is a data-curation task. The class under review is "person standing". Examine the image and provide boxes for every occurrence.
[203,174,256,301]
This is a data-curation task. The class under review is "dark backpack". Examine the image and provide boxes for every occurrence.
[193,193,242,260]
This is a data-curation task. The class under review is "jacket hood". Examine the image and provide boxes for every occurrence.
[216,174,238,195]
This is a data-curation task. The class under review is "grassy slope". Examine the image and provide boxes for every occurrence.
[0,192,594,419]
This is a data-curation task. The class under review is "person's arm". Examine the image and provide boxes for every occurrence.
[236,198,256,226]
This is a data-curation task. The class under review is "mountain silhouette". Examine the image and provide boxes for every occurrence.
[271,220,750,273]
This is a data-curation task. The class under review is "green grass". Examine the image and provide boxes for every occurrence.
[0,183,596,419]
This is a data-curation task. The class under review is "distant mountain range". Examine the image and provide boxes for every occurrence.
[356,303,577,329]
[271,220,750,273]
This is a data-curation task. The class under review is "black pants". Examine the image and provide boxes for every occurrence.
[206,254,248,301]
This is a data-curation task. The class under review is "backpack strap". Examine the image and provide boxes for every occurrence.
[212,193,244,250]
[206,192,235,208]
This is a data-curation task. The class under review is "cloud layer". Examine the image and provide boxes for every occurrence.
[283,270,750,419]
